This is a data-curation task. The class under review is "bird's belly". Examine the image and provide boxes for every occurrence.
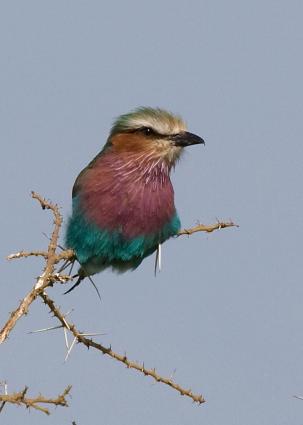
[65,197,181,271]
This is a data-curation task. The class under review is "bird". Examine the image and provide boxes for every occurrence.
[64,107,204,294]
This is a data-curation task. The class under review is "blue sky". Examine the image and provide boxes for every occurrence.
[1,1,303,424]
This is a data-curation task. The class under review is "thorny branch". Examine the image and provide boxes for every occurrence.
[0,385,71,415]
[178,221,238,236]
[1,192,237,406]
[6,250,73,262]
[0,192,69,344]
[40,291,205,403]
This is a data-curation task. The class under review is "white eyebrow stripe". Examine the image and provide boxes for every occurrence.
[129,117,186,136]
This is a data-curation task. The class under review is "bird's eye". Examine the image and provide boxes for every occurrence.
[141,127,153,136]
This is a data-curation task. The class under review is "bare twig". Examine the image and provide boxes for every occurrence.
[178,221,238,236]
[40,292,205,404]
[0,385,71,415]
[6,250,49,260]
[6,249,74,262]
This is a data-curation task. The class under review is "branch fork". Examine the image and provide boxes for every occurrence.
[1,191,238,408]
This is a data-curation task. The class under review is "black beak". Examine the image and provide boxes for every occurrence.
[171,131,205,147]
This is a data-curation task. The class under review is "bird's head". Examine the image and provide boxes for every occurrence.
[106,107,204,167]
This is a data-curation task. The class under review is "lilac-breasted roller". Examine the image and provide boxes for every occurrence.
[64,107,204,293]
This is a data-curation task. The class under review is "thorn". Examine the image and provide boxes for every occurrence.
[28,325,62,334]
[62,316,70,331]
[79,332,106,337]
[64,327,69,349]
[169,368,177,381]
[65,337,77,362]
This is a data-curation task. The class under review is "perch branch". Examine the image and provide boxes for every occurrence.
[178,221,238,236]
[1,192,237,405]
[40,291,205,404]
[0,385,71,415]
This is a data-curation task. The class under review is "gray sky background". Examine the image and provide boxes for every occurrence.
[1,1,303,424]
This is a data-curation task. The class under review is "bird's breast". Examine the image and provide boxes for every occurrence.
[78,153,176,239]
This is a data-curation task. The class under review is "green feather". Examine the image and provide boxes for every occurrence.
[65,199,181,273]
